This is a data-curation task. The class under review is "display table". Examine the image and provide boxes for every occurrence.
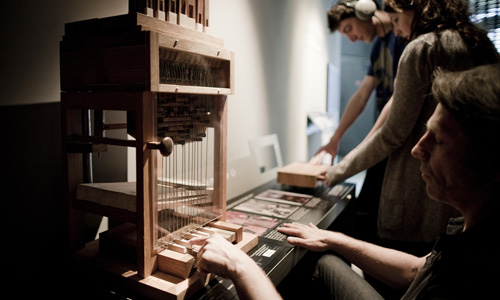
[188,180,355,299]
[66,180,355,299]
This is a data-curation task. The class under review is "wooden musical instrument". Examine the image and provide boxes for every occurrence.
[61,1,257,298]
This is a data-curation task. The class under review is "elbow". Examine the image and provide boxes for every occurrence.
[384,256,427,290]
[394,256,428,290]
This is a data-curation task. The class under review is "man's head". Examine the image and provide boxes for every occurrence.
[328,0,379,43]
[412,64,500,212]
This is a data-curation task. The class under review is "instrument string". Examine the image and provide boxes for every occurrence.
[155,94,219,248]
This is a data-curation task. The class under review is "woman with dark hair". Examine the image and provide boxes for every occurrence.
[384,0,494,64]
[320,2,500,297]
[325,0,499,256]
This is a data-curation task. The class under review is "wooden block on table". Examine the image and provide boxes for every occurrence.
[167,243,187,254]
[277,161,330,188]
[197,227,216,235]
[208,221,243,243]
[201,226,235,242]
[157,248,195,279]
[185,232,204,240]
[175,239,192,249]
[237,232,259,254]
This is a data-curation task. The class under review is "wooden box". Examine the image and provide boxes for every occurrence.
[277,162,330,188]
[60,13,234,95]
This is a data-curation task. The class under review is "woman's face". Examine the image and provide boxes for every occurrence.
[389,9,415,39]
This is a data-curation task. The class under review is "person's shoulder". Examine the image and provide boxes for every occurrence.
[402,31,446,57]
[408,31,440,47]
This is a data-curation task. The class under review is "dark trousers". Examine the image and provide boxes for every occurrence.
[313,254,384,300]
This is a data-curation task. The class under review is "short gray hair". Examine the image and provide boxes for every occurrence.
[432,64,500,180]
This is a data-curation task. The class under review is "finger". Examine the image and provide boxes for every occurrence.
[276,226,294,235]
[281,222,306,228]
[278,224,307,236]
[286,236,305,247]
[309,223,318,229]
[281,222,309,231]
[196,260,209,274]
[314,148,325,157]
[311,151,326,164]
[277,223,299,232]
[189,235,210,246]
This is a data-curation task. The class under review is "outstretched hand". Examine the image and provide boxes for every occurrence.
[309,140,339,165]
[277,222,334,252]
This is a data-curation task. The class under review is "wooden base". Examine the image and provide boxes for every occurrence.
[75,232,258,300]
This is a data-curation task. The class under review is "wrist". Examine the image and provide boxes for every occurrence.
[228,251,257,281]
[229,257,268,293]
[326,231,352,253]
[329,135,339,144]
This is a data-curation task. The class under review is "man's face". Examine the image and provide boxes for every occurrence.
[388,9,415,39]
[411,104,472,208]
[338,17,376,43]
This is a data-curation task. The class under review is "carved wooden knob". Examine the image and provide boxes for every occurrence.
[158,137,174,157]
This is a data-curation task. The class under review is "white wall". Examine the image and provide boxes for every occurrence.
[211,0,340,165]
[0,0,341,198]
[210,0,341,197]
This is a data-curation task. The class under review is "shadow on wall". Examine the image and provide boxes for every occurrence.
[1,102,68,293]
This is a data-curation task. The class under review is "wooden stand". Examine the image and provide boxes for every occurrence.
[61,5,254,299]
[76,230,257,300]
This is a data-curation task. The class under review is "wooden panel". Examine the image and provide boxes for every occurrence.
[158,34,232,60]
[60,41,148,91]
[212,96,227,220]
[76,182,138,212]
[136,92,157,278]
[61,25,232,93]
[149,32,160,91]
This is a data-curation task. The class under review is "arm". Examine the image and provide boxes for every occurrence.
[310,75,376,165]
[278,223,426,289]
[326,40,433,186]
[344,97,393,161]
[363,93,393,143]
[190,234,282,300]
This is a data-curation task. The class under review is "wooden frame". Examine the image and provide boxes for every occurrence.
[62,90,229,277]
[60,16,233,94]
[61,9,256,299]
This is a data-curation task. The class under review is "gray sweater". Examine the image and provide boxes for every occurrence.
[327,30,500,242]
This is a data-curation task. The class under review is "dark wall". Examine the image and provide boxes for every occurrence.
[1,102,68,295]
